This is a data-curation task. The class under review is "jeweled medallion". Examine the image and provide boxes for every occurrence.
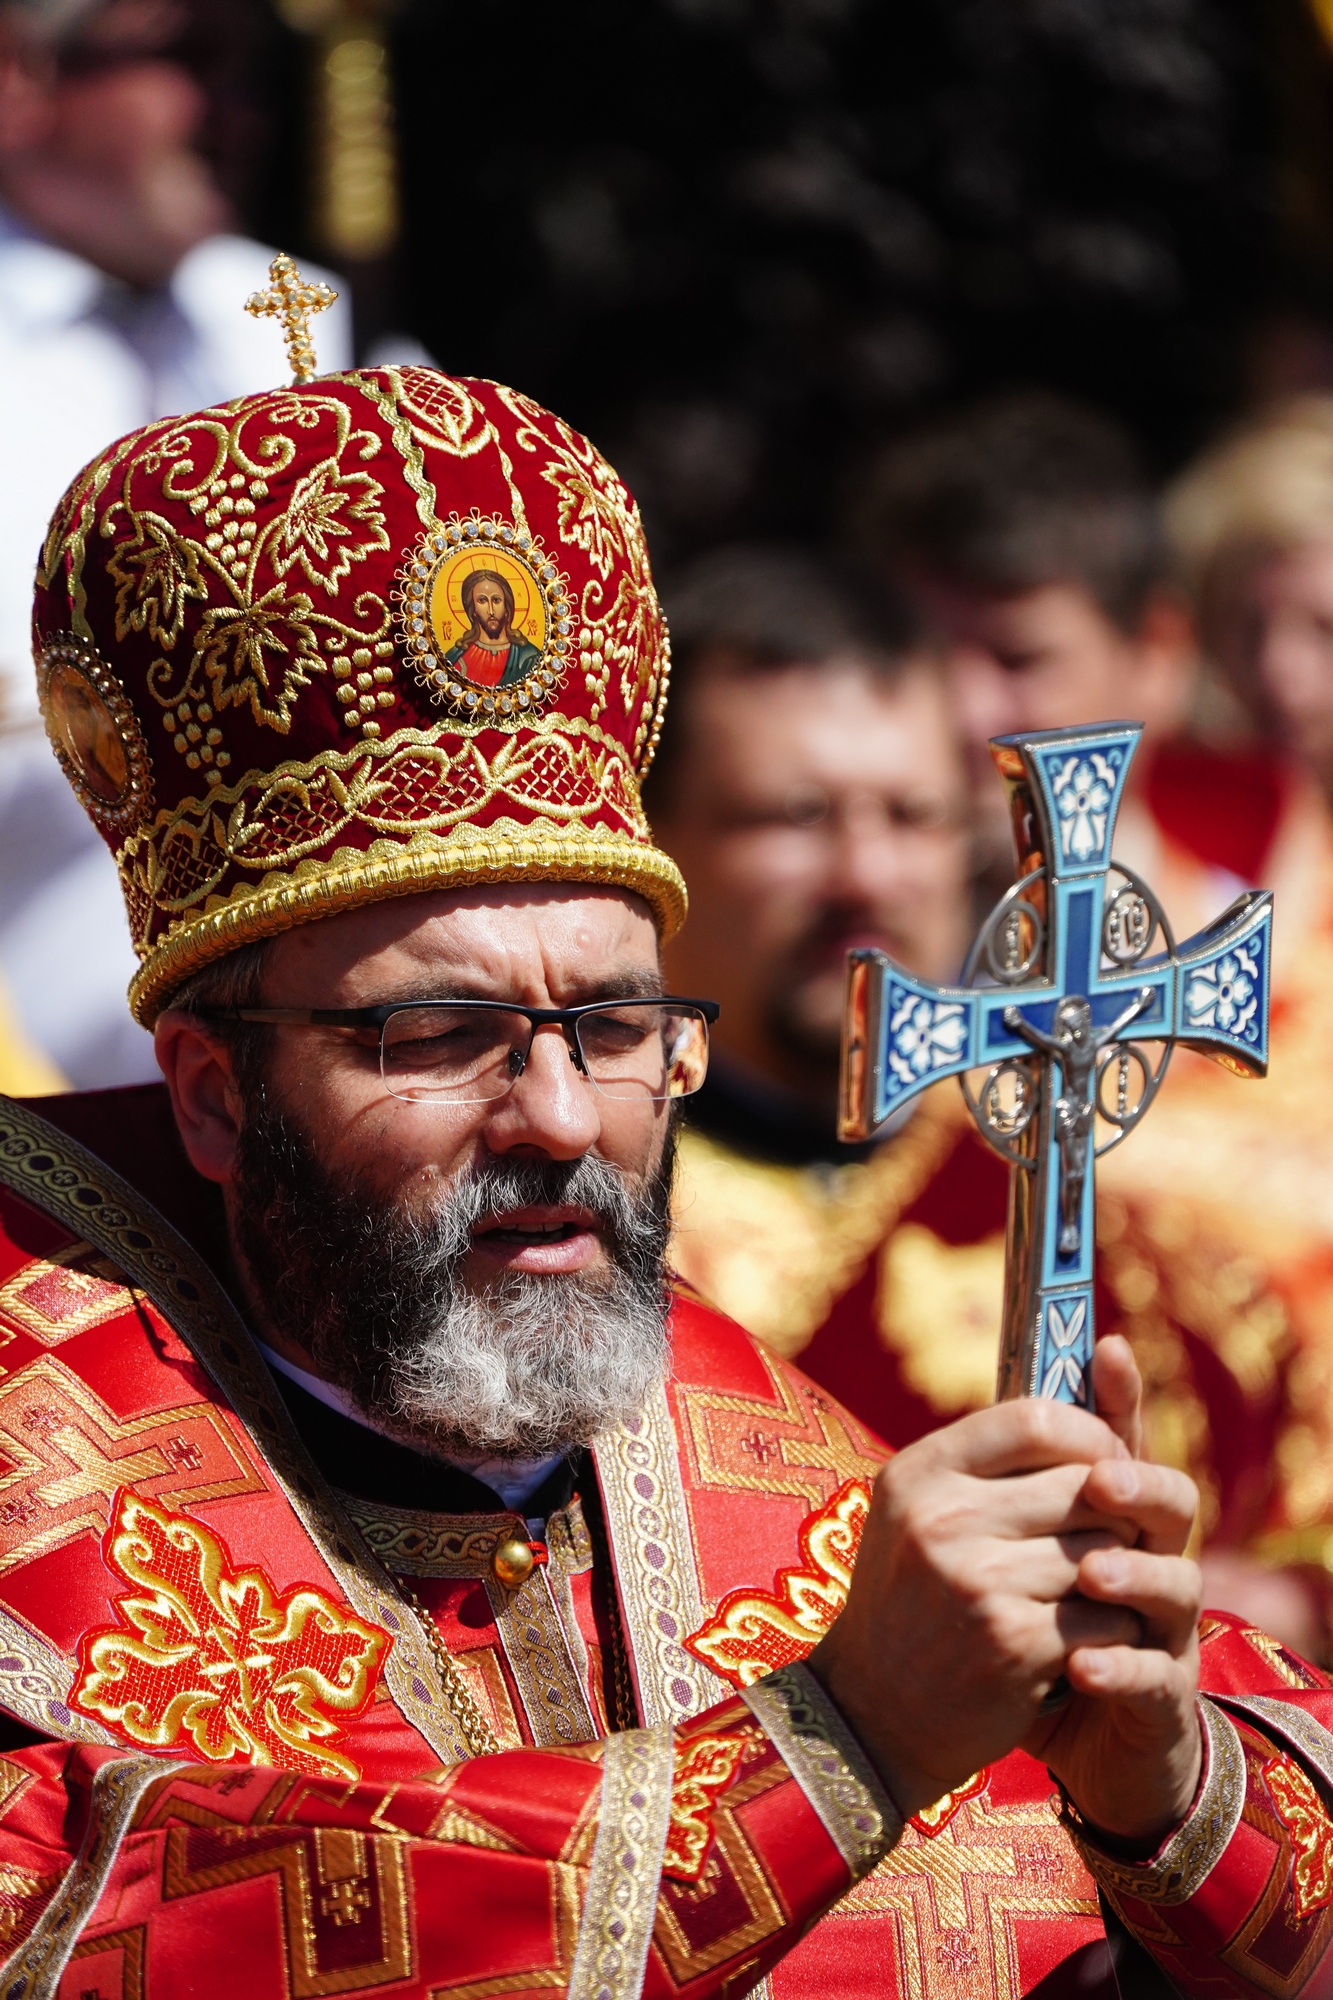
[394,513,572,724]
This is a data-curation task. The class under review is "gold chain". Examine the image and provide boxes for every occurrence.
[400,1581,500,1760]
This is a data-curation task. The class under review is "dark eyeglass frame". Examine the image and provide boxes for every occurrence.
[191,995,721,1099]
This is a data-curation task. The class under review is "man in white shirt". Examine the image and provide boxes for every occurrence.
[0,0,350,1086]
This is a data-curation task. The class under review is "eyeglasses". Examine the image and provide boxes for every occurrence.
[194,996,720,1106]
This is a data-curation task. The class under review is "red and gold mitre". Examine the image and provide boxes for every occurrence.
[31,364,683,1024]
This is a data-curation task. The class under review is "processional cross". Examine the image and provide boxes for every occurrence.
[245,253,338,386]
[839,722,1272,1407]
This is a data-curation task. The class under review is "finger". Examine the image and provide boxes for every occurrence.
[1090,1336,1142,1458]
[969,1462,1148,1543]
[1052,1597,1144,1654]
[1079,1459,1198,1555]
[946,1530,1134,1605]
[1065,1643,1197,1706]
[903,1398,1130,1482]
[1077,1548,1202,1653]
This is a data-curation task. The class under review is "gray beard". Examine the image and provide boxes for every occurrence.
[230,1100,676,1463]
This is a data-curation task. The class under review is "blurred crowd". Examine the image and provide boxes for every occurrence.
[8,0,1333,1656]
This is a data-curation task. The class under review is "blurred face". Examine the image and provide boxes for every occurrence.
[656,658,971,1093]
[0,12,228,286]
[1212,540,1333,789]
[909,579,1194,788]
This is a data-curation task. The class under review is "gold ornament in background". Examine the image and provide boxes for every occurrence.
[276,0,401,264]
[244,252,338,383]
[1309,0,1333,52]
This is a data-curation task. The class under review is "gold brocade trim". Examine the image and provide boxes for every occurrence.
[1216,1692,1333,1793]
[0,1603,116,1747]
[128,818,687,1025]
[336,1497,515,1577]
[0,1095,479,1768]
[1068,1700,1244,1908]
[594,1378,728,1729]
[565,1725,674,2000]
[740,1660,900,1879]
[0,1754,186,2000]
[670,1087,966,1360]
[483,1564,597,1752]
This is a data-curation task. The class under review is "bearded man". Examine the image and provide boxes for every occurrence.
[0,357,1329,2000]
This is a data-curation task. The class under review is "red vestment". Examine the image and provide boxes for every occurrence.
[0,1084,1327,1998]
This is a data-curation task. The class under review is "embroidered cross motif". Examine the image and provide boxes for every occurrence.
[244,253,338,385]
[321,1877,373,1927]
[0,1355,263,1575]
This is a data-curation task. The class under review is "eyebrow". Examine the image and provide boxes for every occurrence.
[362,966,667,1008]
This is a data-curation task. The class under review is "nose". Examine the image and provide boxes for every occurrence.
[482,1021,602,1161]
[824,796,911,905]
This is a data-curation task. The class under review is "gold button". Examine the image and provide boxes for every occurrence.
[492,1536,536,1588]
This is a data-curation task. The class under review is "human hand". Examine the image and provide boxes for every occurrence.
[807,1338,1201,1844]
[1027,1337,1203,1845]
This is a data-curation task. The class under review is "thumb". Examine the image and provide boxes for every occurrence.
[1090,1336,1143,1460]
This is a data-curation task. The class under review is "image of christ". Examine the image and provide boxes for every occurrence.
[441,569,543,688]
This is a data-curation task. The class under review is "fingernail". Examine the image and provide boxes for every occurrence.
[1094,1552,1130,1591]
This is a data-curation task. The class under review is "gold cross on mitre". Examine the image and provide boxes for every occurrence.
[245,253,338,386]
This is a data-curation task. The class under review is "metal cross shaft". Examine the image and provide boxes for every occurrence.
[838,721,1272,1409]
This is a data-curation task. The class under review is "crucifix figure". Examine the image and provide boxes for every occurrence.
[1004,986,1152,1254]
[244,253,338,386]
[839,720,1272,1408]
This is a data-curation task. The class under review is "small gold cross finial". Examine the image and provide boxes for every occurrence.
[244,252,338,386]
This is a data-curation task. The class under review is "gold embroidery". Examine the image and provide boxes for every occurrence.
[566,1725,674,2000]
[848,1789,1098,1999]
[127,812,685,1027]
[740,1661,898,1879]
[662,1734,748,1881]
[0,1242,138,1346]
[0,1755,182,2000]
[336,1496,514,1577]
[669,1088,964,1358]
[71,1490,389,1780]
[877,1225,1006,1413]
[678,1347,884,1508]
[119,717,650,952]
[0,1096,483,1767]
[686,1480,868,1687]
[1071,1700,1245,1907]
[595,1377,726,1730]
[1264,1755,1333,1918]
[0,1353,264,1575]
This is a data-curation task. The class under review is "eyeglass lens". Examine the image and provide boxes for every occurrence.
[379,1003,711,1104]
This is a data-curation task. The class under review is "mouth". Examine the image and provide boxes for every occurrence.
[469,1204,604,1274]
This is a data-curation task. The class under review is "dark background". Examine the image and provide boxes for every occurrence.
[232,0,1333,565]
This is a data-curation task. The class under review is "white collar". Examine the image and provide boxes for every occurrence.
[254,1338,566,1514]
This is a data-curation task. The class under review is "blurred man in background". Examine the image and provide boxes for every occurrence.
[1094,397,1333,1618]
[0,0,349,1089]
[862,391,1281,934]
[654,543,1323,1654]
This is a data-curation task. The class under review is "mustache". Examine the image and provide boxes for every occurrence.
[229,1098,676,1459]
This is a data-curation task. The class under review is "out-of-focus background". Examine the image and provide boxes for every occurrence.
[16,0,1333,1652]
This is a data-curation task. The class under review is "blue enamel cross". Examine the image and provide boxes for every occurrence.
[838,721,1272,1408]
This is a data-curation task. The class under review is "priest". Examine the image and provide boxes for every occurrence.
[0,348,1330,1999]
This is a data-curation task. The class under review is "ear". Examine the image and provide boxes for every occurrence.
[154,1013,244,1186]
[1129,590,1198,736]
